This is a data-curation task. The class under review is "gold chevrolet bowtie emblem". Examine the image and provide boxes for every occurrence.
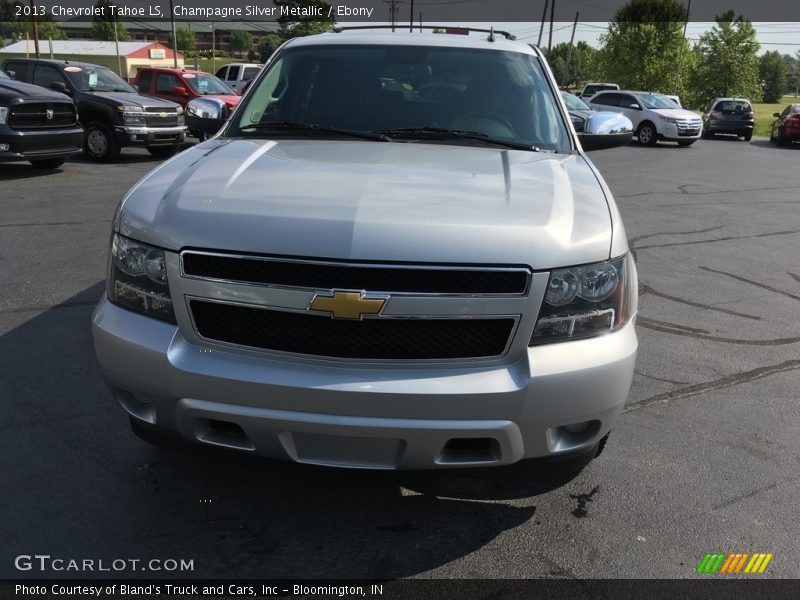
[309,291,387,320]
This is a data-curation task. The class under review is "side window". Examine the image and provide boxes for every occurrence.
[156,73,180,93]
[592,93,617,107]
[32,65,66,90]
[227,67,239,81]
[620,94,638,109]
[4,61,30,81]
[215,66,228,80]
[137,70,153,93]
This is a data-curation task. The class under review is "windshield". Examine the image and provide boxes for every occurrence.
[562,92,591,111]
[183,73,234,95]
[0,69,9,80]
[638,93,680,110]
[64,65,134,92]
[232,44,570,152]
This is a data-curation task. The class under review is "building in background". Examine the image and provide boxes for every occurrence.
[0,40,183,80]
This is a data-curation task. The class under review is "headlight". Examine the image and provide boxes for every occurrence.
[530,254,634,345]
[108,233,175,323]
[659,116,679,124]
[118,105,146,125]
[0,106,8,125]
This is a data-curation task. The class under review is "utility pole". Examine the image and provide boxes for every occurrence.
[168,0,178,67]
[29,0,40,58]
[537,0,549,47]
[409,0,414,32]
[564,11,578,87]
[113,18,122,77]
[547,0,555,55]
[674,0,691,94]
[385,0,401,32]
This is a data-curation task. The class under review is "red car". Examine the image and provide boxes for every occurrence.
[770,104,800,146]
[135,68,240,111]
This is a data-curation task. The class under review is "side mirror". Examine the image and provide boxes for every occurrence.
[185,97,229,137]
[578,112,634,151]
[50,81,70,95]
[130,84,139,92]
[574,92,581,97]
[628,103,641,110]
[773,112,781,118]
[7,70,16,79]
[173,85,188,97]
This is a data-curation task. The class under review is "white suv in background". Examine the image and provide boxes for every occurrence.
[589,90,702,146]
[215,63,263,94]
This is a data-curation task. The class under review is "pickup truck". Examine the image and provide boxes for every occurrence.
[2,58,186,161]
[0,67,82,168]
[135,67,240,140]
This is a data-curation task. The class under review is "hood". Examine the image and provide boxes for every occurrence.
[116,139,614,269]
[89,91,181,109]
[651,108,701,120]
[203,94,241,107]
[0,78,72,101]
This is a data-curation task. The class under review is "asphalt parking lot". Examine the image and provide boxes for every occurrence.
[2,137,799,580]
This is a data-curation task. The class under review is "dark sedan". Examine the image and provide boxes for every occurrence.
[0,67,82,168]
[770,104,800,146]
[561,91,594,132]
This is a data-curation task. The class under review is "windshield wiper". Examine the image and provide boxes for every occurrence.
[374,127,543,151]
[239,121,392,142]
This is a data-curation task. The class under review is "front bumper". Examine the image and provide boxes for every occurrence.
[0,126,83,162]
[92,297,637,470]
[659,122,702,141]
[114,125,186,147]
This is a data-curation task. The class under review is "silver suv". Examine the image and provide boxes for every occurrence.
[92,29,637,470]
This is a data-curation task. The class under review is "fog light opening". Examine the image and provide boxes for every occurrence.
[194,419,254,451]
[112,387,156,424]
[562,421,591,434]
[438,438,501,464]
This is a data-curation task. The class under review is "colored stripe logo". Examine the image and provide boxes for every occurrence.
[696,552,773,574]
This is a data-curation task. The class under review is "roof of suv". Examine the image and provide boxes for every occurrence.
[4,58,106,70]
[284,31,540,55]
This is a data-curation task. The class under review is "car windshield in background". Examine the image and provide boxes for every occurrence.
[184,73,233,95]
[563,92,592,111]
[638,93,680,110]
[715,100,752,114]
[233,44,570,152]
[64,65,134,92]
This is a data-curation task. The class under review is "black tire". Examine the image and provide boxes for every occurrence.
[776,130,786,147]
[147,145,179,159]
[743,132,752,142]
[29,158,65,168]
[637,121,658,146]
[703,130,714,139]
[193,131,206,142]
[770,129,777,144]
[677,140,695,147]
[83,121,121,162]
[594,433,610,458]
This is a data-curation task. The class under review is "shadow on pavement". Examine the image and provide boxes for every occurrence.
[1,283,585,579]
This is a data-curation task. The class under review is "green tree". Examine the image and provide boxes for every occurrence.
[229,30,253,57]
[760,51,788,103]
[597,0,692,95]
[546,41,599,87]
[169,25,195,53]
[274,0,335,39]
[686,11,761,108]
[25,21,67,41]
[90,0,129,41]
[0,0,25,43]
[258,33,283,62]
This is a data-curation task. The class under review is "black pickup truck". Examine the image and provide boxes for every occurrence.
[0,67,82,168]
[2,59,186,162]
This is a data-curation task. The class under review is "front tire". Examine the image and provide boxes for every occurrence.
[84,121,121,162]
[776,129,786,147]
[147,145,179,159]
[29,158,65,168]
[743,132,752,142]
[637,122,658,146]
